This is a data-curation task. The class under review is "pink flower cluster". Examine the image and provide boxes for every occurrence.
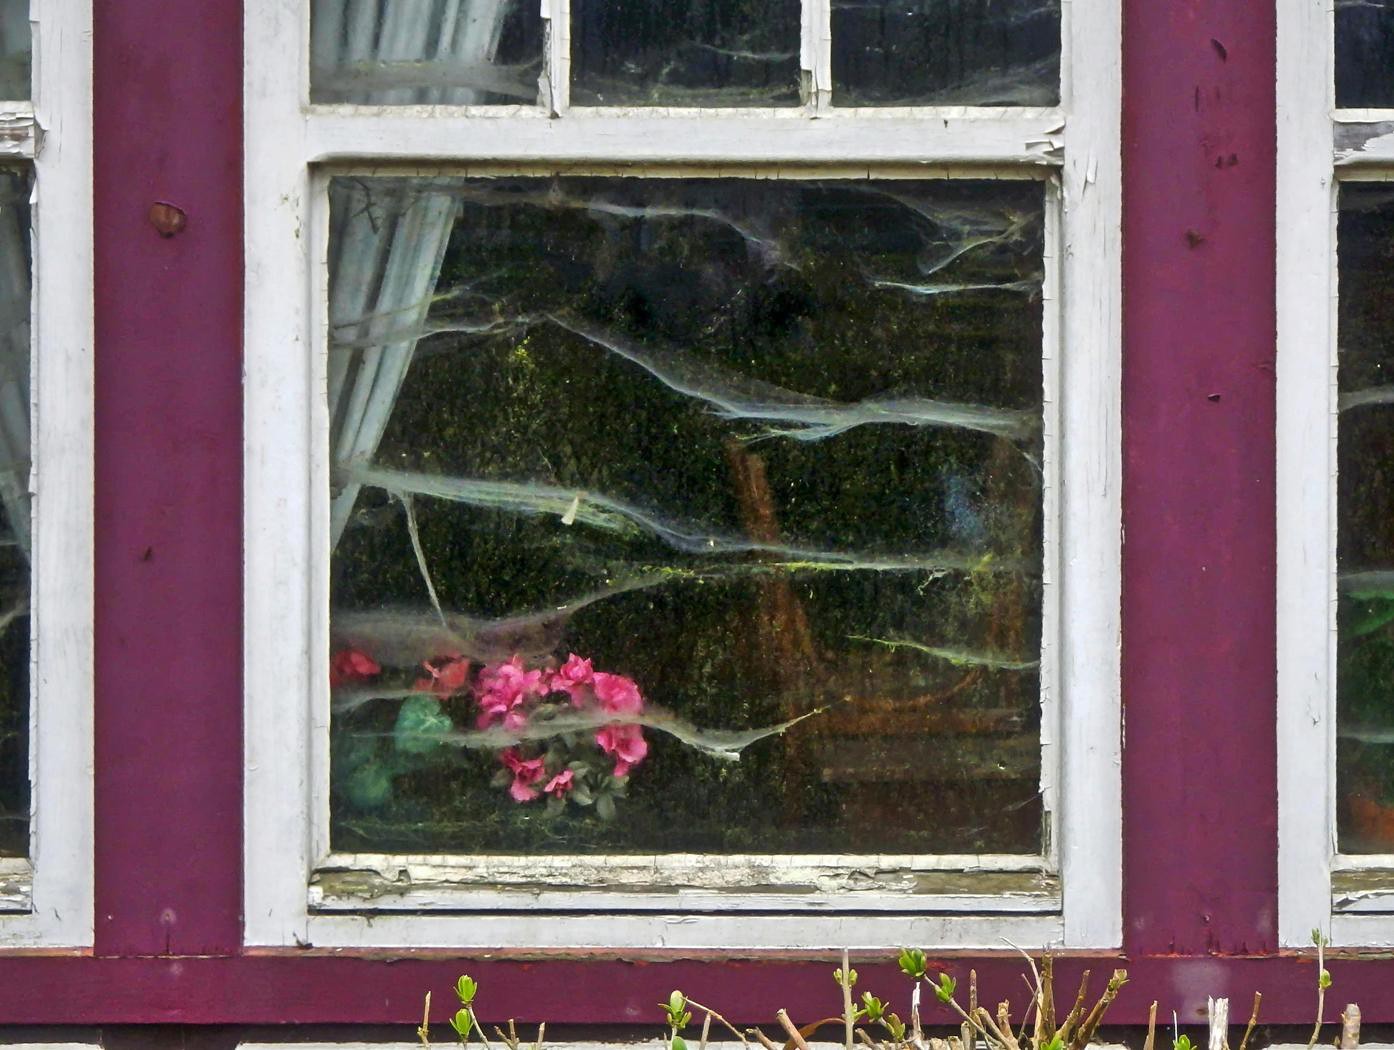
[327,646,650,808]
[477,652,649,802]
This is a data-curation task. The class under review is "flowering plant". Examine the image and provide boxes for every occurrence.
[333,647,649,820]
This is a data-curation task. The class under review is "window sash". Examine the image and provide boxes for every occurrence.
[0,0,97,946]
[1274,0,1394,949]
[244,0,1120,950]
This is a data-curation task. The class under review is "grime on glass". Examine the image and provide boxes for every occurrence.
[324,175,1049,858]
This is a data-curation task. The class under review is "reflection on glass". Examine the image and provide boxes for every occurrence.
[832,0,1059,107]
[0,1,29,101]
[1337,183,1394,853]
[326,174,1047,857]
[0,169,29,857]
[310,0,543,105]
[1338,0,1394,108]
[572,0,801,106]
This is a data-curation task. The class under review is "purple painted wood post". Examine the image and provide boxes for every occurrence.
[93,0,245,957]
[1121,0,1278,956]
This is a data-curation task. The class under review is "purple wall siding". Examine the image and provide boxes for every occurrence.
[1121,0,1278,956]
[93,0,244,957]
[0,955,1349,1025]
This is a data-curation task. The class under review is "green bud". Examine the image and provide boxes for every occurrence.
[671,1038,688,1050]
[669,990,686,1014]
[455,975,478,1005]
[1043,1036,1065,1050]
[897,947,927,980]
[451,1008,474,1041]
[1175,1036,1194,1050]
[1320,969,1333,990]
[886,1013,906,1041]
[935,973,957,1005]
[861,992,884,1022]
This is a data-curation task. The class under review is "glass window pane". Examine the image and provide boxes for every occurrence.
[0,0,29,101]
[832,0,1059,107]
[0,168,29,858]
[1336,183,1394,853]
[1337,0,1394,109]
[310,0,544,105]
[572,0,801,107]
[326,174,1047,858]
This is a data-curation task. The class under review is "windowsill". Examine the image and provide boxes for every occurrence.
[309,853,1060,915]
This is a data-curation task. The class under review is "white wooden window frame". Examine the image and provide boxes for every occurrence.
[0,0,95,947]
[1275,0,1394,949]
[244,0,1121,950]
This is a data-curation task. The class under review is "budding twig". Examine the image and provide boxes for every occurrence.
[1237,993,1261,1050]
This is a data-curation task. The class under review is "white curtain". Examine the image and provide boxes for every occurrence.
[315,0,515,548]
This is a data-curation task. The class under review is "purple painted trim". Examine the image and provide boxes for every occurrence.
[1120,2,1278,955]
[0,954,1354,1025]
[93,0,244,957]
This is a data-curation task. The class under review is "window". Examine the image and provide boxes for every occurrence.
[0,0,95,945]
[1278,0,1394,947]
[245,0,1120,950]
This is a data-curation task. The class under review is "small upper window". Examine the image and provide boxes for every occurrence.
[306,0,1062,110]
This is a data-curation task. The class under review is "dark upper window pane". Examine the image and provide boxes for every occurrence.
[326,175,1047,858]
[832,0,1059,107]
[572,0,801,106]
[0,168,29,857]
[310,0,544,105]
[1336,183,1394,853]
[1337,0,1394,109]
[0,1,29,101]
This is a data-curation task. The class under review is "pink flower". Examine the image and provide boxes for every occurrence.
[547,653,594,705]
[476,655,545,729]
[595,723,648,777]
[591,671,643,714]
[413,654,470,697]
[501,747,546,803]
[329,648,380,688]
[544,768,574,798]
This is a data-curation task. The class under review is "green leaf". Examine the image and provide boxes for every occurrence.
[1042,1036,1064,1050]
[671,1038,687,1050]
[343,763,394,810]
[861,992,884,1022]
[393,696,453,755]
[596,794,617,821]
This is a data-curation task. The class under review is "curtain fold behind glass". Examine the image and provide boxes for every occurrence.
[319,0,521,547]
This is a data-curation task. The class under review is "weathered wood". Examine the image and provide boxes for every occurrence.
[1208,997,1229,1050]
[1340,1003,1361,1050]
